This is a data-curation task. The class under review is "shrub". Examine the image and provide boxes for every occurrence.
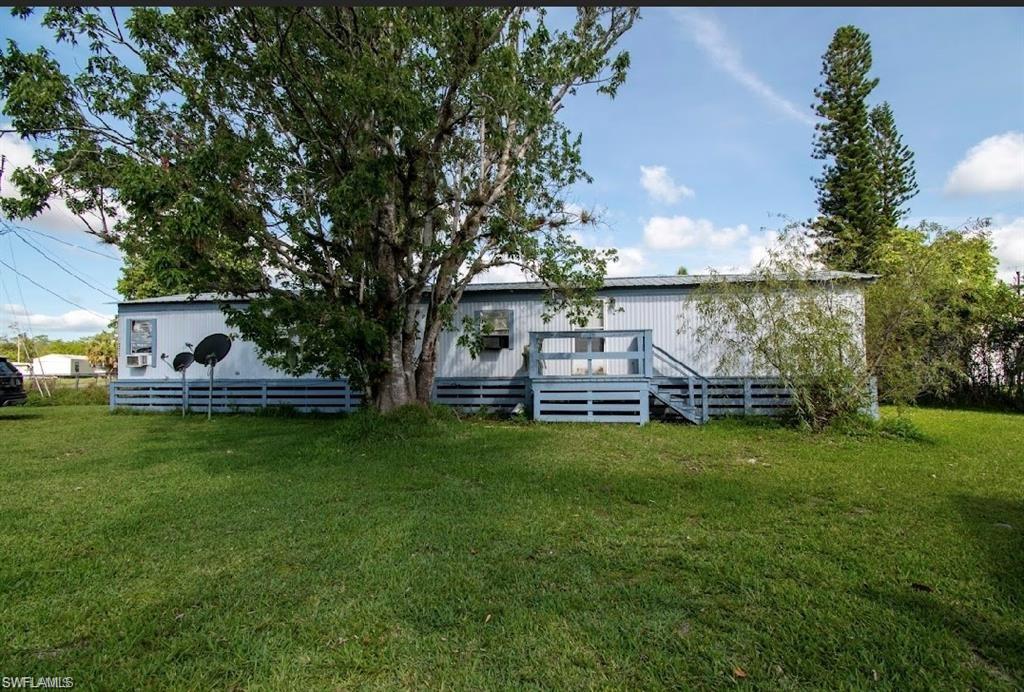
[694,233,873,430]
[829,412,927,441]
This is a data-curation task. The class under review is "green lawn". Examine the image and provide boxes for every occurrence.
[0,406,1021,690]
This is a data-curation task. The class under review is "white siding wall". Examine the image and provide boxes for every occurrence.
[436,287,865,378]
[435,291,702,378]
[118,286,867,381]
[117,307,302,381]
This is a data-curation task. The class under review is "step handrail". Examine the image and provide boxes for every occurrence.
[650,346,710,423]
[652,345,708,381]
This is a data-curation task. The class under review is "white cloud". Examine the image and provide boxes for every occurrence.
[473,263,531,284]
[0,129,122,235]
[1,133,84,233]
[606,247,649,277]
[1,303,112,333]
[471,246,649,282]
[990,217,1024,282]
[643,215,750,251]
[746,230,785,268]
[639,166,694,204]
[674,10,815,127]
[944,132,1024,196]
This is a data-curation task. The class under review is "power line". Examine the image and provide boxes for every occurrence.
[7,227,119,299]
[1,245,51,392]
[0,256,111,320]
[5,235,36,339]
[15,224,122,261]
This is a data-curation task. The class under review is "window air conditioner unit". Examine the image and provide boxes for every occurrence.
[126,353,151,368]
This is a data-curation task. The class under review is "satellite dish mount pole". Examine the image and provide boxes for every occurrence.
[207,357,215,420]
[192,334,230,422]
[171,351,195,417]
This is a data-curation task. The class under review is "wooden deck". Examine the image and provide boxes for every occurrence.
[529,329,700,424]
[110,329,815,424]
[531,377,650,424]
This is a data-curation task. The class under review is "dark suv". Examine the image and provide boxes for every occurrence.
[0,357,28,407]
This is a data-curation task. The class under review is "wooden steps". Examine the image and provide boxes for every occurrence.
[649,386,706,425]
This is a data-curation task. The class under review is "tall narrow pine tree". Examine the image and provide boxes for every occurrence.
[871,101,918,232]
[811,26,881,272]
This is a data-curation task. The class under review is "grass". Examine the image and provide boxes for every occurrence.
[23,379,109,406]
[0,405,1021,690]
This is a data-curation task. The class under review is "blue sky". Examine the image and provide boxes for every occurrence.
[2,7,1022,338]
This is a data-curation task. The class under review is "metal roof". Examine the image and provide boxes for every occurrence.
[118,271,876,307]
[460,271,875,293]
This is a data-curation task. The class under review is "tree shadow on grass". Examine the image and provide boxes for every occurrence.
[860,494,1024,687]
[954,494,1024,606]
[0,410,43,421]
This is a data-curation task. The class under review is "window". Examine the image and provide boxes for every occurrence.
[478,310,512,350]
[574,300,606,351]
[128,319,155,355]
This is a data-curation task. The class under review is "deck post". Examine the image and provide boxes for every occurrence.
[529,333,539,378]
[688,376,694,408]
[643,329,653,377]
[702,382,709,422]
[743,379,752,414]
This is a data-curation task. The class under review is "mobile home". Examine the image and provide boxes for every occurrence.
[31,353,96,378]
[111,272,874,423]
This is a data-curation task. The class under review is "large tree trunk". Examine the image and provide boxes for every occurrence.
[373,333,418,412]
[415,340,438,404]
[414,294,452,404]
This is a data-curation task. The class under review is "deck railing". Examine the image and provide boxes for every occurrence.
[527,329,653,378]
[110,378,362,413]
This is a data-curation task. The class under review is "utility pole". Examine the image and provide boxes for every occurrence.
[18,332,49,397]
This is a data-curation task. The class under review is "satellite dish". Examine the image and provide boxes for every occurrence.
[171,350,195,417]
[193,333,231,367]
[172,352,194,372]
[193,333,232,420]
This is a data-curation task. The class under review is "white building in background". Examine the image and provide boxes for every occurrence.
[31,353,96,378]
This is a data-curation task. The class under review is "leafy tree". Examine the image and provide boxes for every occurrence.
[971,283,1024,407]
[116,255,188,302]
[867,220,1023,407]
[811,26,882,272]
[870,102,917,230]
[115,237,262,301]
[86,329,118,376]
[0,7,638,410]
[675,266,688,276]
[0,333,92,359]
